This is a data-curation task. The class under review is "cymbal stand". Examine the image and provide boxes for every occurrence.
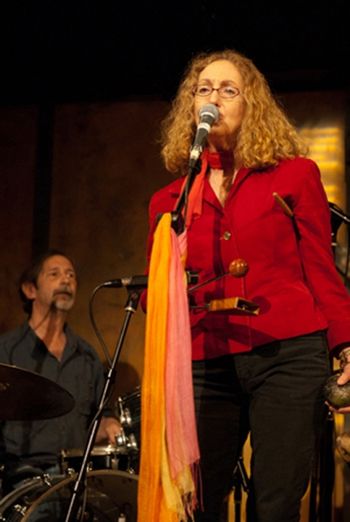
[64,289,142,522]
[308,206,350,521]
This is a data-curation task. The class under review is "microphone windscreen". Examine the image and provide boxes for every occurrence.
[198,104,219,124]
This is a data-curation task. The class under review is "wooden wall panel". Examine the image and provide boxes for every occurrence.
[0,106,37,332]
[49,101,170,396]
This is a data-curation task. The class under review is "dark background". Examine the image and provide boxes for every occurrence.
[0,1,348,105]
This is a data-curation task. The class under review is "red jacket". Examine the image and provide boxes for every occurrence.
[147,157,350,360]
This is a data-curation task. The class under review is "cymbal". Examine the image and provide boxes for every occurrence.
[0,363,75,421]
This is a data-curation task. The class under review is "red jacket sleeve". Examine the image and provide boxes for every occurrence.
[292,160,350,350]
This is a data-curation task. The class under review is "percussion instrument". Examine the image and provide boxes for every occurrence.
[0,363,75,420]
[0,469,138,521]
[60,444,129,475]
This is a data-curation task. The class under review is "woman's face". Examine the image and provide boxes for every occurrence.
[193,59,245,150]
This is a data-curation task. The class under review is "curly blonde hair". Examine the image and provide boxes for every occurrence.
[161,49,308,174]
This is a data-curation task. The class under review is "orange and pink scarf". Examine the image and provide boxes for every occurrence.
[138,149,233,520]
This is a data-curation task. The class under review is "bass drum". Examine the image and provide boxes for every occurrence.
[0,470,138,521]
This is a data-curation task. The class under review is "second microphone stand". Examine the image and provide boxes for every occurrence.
[64,288,143,522]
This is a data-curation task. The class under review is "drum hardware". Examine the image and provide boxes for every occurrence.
[1,463,57,499]
[117,389,141,454]
[38,473,52,488]
[115,430,139,453]
[62,459,94,478]
[0,363,75,421]
[118,399,132,427]
[10,502,26,518]
[116,387,141,475]
[0,474,53,520]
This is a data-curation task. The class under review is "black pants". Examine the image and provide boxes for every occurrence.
[192,332,331,522]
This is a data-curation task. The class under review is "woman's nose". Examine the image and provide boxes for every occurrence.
[208,89,220,105]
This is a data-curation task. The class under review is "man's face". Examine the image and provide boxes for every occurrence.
[31,255,77,313]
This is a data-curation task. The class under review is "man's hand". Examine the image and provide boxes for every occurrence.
[96,417,122,445]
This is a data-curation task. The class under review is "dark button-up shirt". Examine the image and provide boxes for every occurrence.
[0,322,106,467]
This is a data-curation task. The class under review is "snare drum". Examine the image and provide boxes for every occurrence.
[60,444,129,475]
[0,469,138,521]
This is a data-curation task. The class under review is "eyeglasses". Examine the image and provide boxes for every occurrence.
[194,84,241,99]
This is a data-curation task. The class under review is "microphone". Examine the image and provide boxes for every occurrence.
[102,271,199,289]
[103,275,148,289]
[189,104,219,167]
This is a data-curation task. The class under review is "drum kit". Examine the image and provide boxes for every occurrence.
[0,363,141,521]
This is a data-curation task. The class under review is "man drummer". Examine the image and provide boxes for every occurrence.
[0,249,121,493]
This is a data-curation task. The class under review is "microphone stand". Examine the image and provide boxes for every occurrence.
[64,288,143,522]
[170,160,202,234]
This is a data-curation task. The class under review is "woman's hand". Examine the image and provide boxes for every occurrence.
[327,347,350,413]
